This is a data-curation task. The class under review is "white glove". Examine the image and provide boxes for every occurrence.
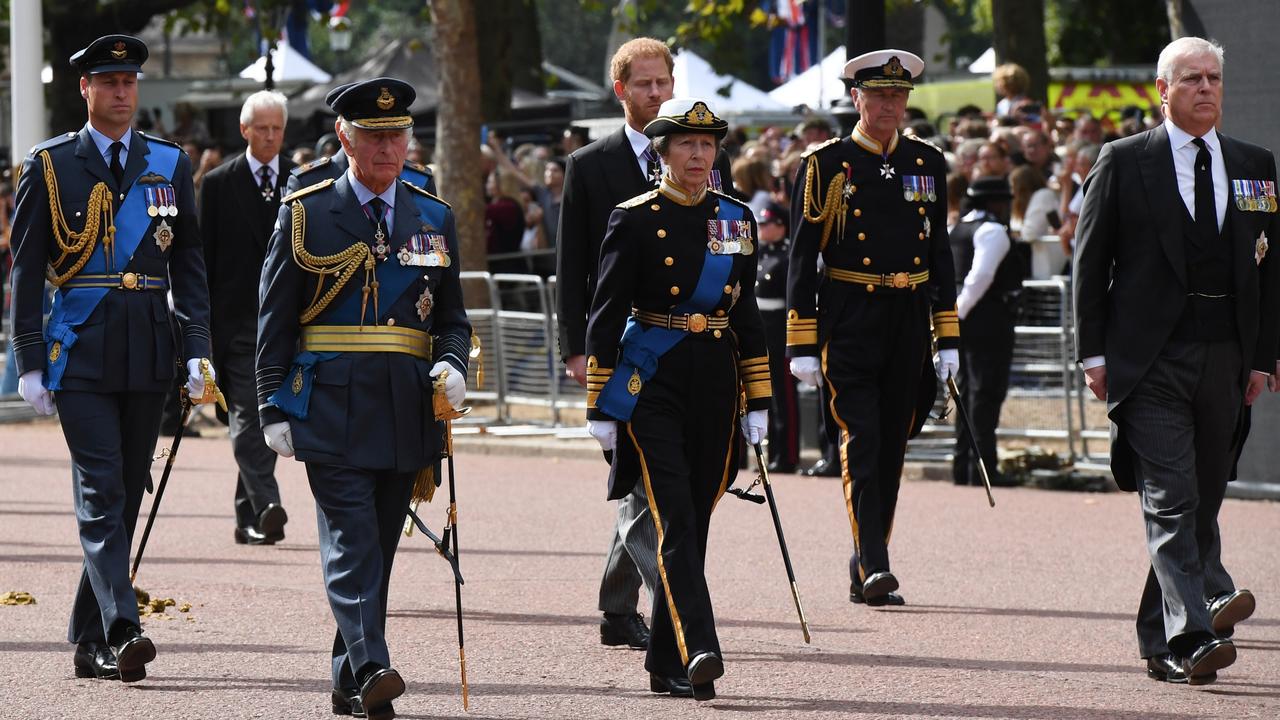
[587,419,617,452]
[740,409,768,446]
[263,422,295,457]
[18,370,55,416]
[186,358,215,398]
[429,361,466,409]
[934,349,959,383]
[789,356,822,387]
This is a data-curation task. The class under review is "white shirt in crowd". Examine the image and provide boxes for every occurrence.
[956,209,1011,320]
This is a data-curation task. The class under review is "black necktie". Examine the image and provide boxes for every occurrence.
[258,165,274,201]
[1191,137,1217,241]
[367,197,389,260]
[367,197,386,232]
[109,141,124,187]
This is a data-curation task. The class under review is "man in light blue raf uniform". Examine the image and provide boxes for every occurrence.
[7,34,213,683]
[256,77,470,720]
[285,83,436,197]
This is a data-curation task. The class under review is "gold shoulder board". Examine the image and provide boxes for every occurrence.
[904,134,944,155]
[402,180,451,208]
[281,178,335,204]
[800,136,841,160]
[617,189,660,209]
[295,156,332,174]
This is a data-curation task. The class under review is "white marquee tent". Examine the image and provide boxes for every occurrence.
[239,42,332,84]
[767,46,848,110]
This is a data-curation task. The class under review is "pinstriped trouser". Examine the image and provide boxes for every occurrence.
[1114,340,1241,657]
[598,486,660,615]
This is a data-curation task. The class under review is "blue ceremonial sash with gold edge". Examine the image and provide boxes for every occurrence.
[597,197,740,421]
[43,141,180,390]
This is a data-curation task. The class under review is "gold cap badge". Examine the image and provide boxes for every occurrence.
[883,56,903,77]
[376,87,395,110]
[683,101,716,126]
[111,41,127,59]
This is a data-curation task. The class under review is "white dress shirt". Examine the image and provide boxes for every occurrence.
[624,123,656,180]
[956,209,1011,320]
[1165,118,1228,232]
[346,168,396,230]
[86,124,132,167]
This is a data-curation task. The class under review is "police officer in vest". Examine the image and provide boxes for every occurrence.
[756,201,800,473]
[786,50,959,607]
[7,34,213,682]
[256,78,470,719]
[285,83,436,197]
[950,176,1022,488]
[585,97,771,701]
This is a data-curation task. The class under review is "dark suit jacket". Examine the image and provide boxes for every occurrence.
[555,125,735,360]
[8,126,210,392]
[1073,124,1280,490]
[200,152,294,363]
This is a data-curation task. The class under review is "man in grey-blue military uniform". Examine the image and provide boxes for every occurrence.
[256,78,470,720]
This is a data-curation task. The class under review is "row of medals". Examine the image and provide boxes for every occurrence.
[145,187,178,217]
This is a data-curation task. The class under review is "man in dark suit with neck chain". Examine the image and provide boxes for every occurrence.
[201,90,295,546]
[1074,36,1278,686]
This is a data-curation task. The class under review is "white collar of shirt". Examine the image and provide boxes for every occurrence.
[624,123,656,179]
[86,124,132,164]
[246,152,279,182]
[1164,118,1227,231]
[346,168,396,226]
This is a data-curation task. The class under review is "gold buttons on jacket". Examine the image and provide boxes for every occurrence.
[913,257,921,265]
[670,286,680,296]
[849,184,857,193]
[918,207,926,216]
[857,232,866,241]
[664,256,674,266]
[714,205,720,213]
[724,285,733,294]
[919,232,926,240]
[657,229,667,238]
[712,329,722,338]
[651,203,660,211]
[715,309,725,316]
[853,208,862,217]
[916,158,924,166]
[862,257,871,266]
[386,318,396,326]
[865,284,875,293]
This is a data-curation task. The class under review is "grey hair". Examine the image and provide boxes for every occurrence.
[651,133,721,157]
[337,117,412,147]
[1157,37,1224,83]
[239,90,288,126]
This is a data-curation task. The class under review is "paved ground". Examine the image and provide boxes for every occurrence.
[1,420,1278,719]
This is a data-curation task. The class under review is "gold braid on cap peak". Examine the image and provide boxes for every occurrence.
[289,201,379,325]
[40,150,117,285]
[800,154,847,252]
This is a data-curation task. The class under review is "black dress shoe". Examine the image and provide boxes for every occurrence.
[1209,589,1255,637]
[233,525,277,546]
[331,687,366,717]
[601,612,650,649]
[73,642,120,680]
[109,626,155,683]
[686,651,724,686]
[257,503,288,542]
[649,673,693,698]
[1145,653,1189,683]
[849,582,906,606]
[804,455,841,477]
[861,571,899,601]
[1182,638,1235,685]
[359,667,405,720]
[692,681,715,701]
[767,459,797,474]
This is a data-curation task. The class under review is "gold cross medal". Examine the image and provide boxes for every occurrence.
[372,226,390,261]
[153,219,174,251]
[1256,231,1268,266]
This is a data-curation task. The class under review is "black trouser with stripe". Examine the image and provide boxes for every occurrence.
[953,301,1015,486]
[761,307,800,467]
[820,292,930,583]
[624,338,738,678]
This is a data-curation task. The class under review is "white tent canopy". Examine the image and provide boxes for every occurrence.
[968,47,996,74]
[672,49,786,112]
[767,46,848,110]
[239,42,332,84]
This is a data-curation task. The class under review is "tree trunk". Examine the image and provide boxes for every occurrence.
[1166,0,1185,39]
[991,0,1048,105]
[431,0,488,304]
[475,0,544,124]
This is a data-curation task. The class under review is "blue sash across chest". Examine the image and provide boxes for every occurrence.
[597,197,740,421]
[43,142,181,390]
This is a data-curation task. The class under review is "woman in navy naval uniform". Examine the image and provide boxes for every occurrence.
[584,97,771,701]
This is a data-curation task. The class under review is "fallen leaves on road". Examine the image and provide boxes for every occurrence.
[133,586,195,620]
[1,591,36,605]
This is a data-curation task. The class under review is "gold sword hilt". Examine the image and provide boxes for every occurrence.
[191,358,228,412]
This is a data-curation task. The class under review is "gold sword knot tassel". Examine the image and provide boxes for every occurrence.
[191,358,228,412]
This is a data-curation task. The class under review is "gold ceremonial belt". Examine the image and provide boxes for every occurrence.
[825,268,930,290]
[60,272,168,291]
[633,309,731,334]
[300,325,433,360]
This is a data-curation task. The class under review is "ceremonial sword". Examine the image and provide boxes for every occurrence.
[946,376,996,508]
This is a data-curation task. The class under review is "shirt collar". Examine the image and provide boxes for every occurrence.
[246,152,279,178]
[1165,118,1219,154]
[624,123,652,159]
[346,168,397,209]
[86,123,132,159]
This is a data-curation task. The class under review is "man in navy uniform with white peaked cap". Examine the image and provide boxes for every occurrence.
[257,77,470,719]
[7,33,213,683]
[786,49,959,608]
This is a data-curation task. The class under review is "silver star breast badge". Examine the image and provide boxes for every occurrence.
[880,162,896,180]
[152,219,174,251]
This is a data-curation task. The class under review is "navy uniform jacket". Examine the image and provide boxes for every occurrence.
[256,174,469,472]
[285,152,436,196]
[755,238,789,304]
[8,127,210,391]
[785,129,958,356]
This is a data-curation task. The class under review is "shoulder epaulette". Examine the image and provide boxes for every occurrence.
[800,136,841,160]
[293,156,332,175]
[29,132,77,156]
[281,178,335,204]
[904,134,944,156]
[404,160,431,175]
[138,131,182,150]
[617,189,660,209]
[402,180,450,207]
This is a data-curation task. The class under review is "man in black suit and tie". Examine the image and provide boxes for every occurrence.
[201,90,295,545]
[556,37,734,652]
[1074,36,1278,686]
